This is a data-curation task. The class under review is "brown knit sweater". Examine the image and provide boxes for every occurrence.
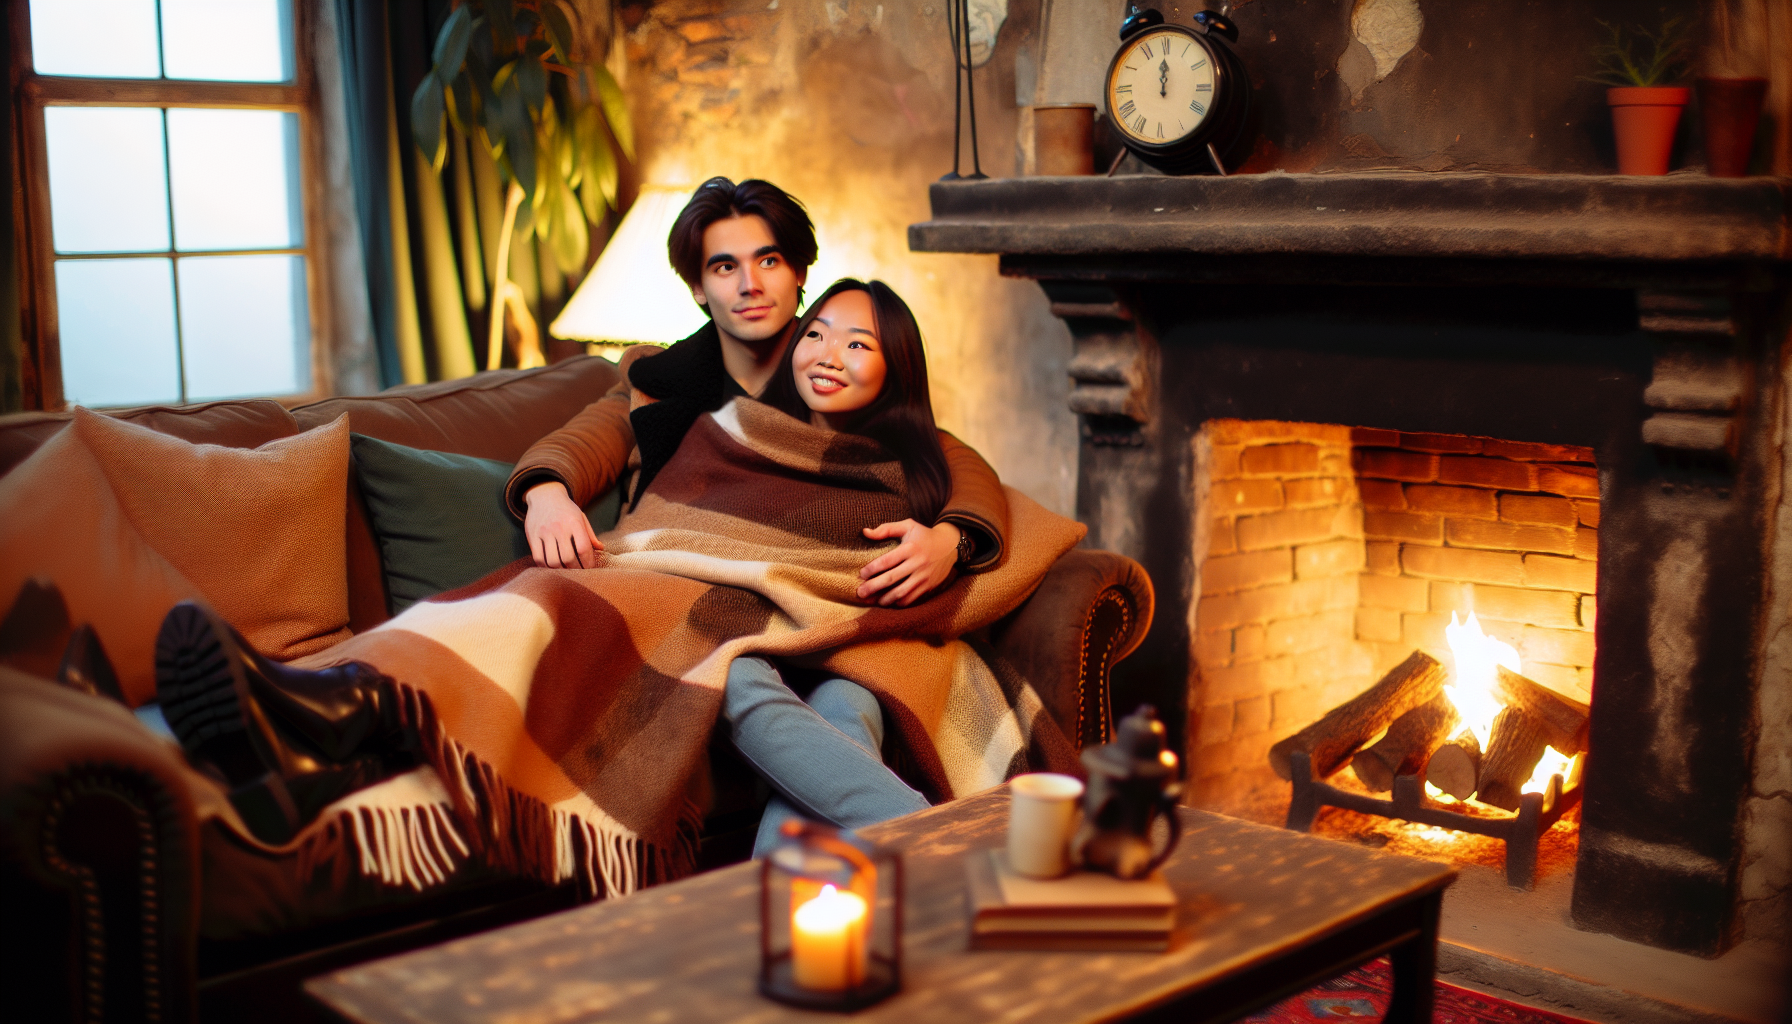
[504,341,1011,570]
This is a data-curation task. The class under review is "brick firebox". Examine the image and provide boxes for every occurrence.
[1188,420,1599,813]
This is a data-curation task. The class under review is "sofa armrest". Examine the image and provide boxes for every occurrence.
[987,548,1155,750]
[0,669,201,1024]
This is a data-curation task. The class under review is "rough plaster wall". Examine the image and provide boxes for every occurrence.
[619,0,1077,515]
[1747,303,1792,946]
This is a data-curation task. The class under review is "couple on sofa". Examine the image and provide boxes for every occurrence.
[154,177,1081,892]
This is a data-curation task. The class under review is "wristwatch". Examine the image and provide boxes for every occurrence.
[952,524,976,566]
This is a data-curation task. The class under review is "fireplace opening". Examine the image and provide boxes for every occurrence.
[1187,420,1598,883]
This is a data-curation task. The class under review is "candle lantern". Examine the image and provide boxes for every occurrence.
[759,819,902,1010]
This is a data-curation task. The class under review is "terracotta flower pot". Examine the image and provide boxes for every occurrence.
[1697,77,1769,177]
[1607,86,1690,175]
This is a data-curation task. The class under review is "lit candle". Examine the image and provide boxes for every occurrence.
[790,884,868,992]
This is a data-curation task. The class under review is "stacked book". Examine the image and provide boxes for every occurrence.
[965,849,1177,951]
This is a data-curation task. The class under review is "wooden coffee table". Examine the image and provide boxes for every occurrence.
[308,787,1454,1024]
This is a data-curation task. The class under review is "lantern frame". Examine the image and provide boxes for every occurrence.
[758,820,903,1010]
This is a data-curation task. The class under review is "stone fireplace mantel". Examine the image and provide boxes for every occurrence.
[910,172,1790,271]
[907,172,1792,958]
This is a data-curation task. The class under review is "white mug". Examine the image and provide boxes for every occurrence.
[1007,773,1085,878]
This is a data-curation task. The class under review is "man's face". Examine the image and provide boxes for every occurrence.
[691,214,807,347]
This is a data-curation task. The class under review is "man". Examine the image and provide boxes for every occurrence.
[505,177,1008,602]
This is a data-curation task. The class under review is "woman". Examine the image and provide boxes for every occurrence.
[725,278,951,855]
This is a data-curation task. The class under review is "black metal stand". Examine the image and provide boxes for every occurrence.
[941,0,986,181]
[1284,751,1581,890]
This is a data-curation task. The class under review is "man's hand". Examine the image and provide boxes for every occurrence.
[524,481,604,569]
[857,520,962,607]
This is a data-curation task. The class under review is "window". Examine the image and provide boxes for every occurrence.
[17,0,322,408]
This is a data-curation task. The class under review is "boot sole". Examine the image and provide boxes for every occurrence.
[155,604,302,842]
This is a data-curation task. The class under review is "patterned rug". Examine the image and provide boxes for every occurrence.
[1246,958,1593,1023]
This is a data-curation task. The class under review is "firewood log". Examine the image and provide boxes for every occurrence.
[1495,666,1591,755]
[1351,692,1460,792]
[1476,705,1551,811]
[1426,731,1483,801]
[1269,651,1445,781]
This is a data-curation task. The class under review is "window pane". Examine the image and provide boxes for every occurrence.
[167,109,301,251]
[45,107,171,254]
[29,0,161,78]
[57,259,181,407]
[178,255,311,400]
[160,0,293,82]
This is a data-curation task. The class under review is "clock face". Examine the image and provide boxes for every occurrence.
[1106,28,1217,145]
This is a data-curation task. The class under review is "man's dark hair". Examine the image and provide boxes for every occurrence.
[667,177,818,288]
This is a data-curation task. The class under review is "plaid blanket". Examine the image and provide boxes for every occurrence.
[296,399,1085,896]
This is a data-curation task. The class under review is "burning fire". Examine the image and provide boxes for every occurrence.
[1443,611,1519,750]
[1524,746,1575,796]
[1439,611,1579,803]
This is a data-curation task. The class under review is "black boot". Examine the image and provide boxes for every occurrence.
[154,602,411,845]
[57,625,127,704]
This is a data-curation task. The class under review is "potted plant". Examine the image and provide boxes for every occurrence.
[411,0,635,370]
[1698,1,1769,177]
[1586,16,1692,175]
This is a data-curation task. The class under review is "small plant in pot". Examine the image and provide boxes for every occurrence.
[1586,15,1693,175]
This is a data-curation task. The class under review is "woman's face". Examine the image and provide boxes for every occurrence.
[793,289,887,428]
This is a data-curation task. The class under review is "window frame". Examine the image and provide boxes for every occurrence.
[8,0,332,411]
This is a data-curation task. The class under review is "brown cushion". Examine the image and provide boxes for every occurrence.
[292,356,622,462]
[0,400,300,477]
[0,410,353,705]
[294,357,623,633]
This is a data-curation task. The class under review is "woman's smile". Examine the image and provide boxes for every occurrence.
[793,289,887,430]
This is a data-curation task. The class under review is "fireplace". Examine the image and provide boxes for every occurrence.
[910,172,1792,959]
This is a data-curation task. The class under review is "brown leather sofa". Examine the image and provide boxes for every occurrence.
[0,356,1154,1023]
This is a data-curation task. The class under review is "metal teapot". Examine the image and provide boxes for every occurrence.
[1070,705,1184,879]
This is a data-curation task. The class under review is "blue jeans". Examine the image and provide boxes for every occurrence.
[723,657,930,857]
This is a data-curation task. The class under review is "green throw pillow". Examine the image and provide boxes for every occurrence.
[349,433,623,614]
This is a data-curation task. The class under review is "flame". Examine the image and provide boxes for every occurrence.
[1522,746,1576,796]
[1443,611,1521,750]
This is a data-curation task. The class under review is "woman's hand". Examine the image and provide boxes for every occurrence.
[857,520,961,607]
[524,481,604,568]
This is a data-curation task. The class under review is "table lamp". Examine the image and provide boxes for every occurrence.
[548,185,707,348]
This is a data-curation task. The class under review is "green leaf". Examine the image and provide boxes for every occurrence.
[432,5,474,76]
[542,1,575,65]
[551,179,589,273]
[499,79,535,203]
[445,74,474,135]
[590,64,634,163]
[576,106,617,211]
[491,58,517,94]
[411,70,446,169]
[518,53,548,113]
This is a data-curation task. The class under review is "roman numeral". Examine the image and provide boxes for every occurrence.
[1132,115,1146,134]
[1116,84,1132,94]
[1123,64,1138,71]
[1196,83,1212,91]
[1190,58,1207,70]
[1117,100,1137,119]
[1140,41,1153,58]
[1156,122,1165,138]
[1190,99,1207,115]
[1182,43,1192,58]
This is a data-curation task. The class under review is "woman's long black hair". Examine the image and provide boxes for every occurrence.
[761,279,950,525]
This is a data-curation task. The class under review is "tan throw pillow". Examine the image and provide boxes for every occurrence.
[0,408,353,705]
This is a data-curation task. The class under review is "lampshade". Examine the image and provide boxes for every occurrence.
[549,186,707,346]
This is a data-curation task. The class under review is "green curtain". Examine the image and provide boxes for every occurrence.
[342,0,571,386]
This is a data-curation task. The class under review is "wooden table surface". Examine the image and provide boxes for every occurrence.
[308,788,1455,1024]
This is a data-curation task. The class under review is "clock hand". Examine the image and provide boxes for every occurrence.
[1159,59,1169,97]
